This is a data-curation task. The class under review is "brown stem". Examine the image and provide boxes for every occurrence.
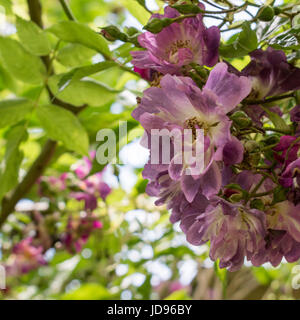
[27,0,43,28]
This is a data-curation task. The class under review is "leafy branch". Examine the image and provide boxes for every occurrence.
[0,0,86,228]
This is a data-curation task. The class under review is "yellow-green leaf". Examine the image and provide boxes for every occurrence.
[48,21,111,58]
[37,104,89,155]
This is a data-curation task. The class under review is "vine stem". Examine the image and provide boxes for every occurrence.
[244,92,295,105]
[251,188,278,198]
[264,127,291,134]
[198,3,248,14]
[58,0,76,21]
[202,0,226,10]
[247,175,267,202]
[170,3,247,25]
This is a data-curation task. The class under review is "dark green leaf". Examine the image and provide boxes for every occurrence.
[219,22,258,58]
[261,106,291,133]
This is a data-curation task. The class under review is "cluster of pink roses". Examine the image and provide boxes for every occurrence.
[131,4,300,270]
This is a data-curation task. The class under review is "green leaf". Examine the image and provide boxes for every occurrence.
[219,22,258,58]
[56,44,96,68]
[164,289,191,300]
[48,74,118,107]
[135,0,151,14]
[48,21,111,58]
[0,99,33,128]
[0,125,27,199]
[58,61,117,90]
[261,106,291,133]
[0,0,12,14]
[271,185,288,205]
[16,16,52,56]
[0,37,46,84]
[61,283,113,300]
[171,4,203,14]
[120,0,151,25]
[36,104,89,155]
[114,43,135,60]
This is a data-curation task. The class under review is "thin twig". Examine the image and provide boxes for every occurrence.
[202,0,226,10]
[244,92,295,105]
[58,0,76,21]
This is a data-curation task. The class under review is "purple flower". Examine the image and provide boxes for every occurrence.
[291,105,300,122]
[179,171,278,271]
[252,232,300,267]
[84,173,111,200]
[71,173,111,211]
[133,66,157,82]
[273,137,300,189]
[70,192,98,211]
[185,197,266,271]
[71,158,111,210]
[268,201,300,235]
[5,238,47,276]
[133,62,251,199]
[222,136,244,165]
[74,151,96,179]
[230,48,300,126]
[242,47,300,99]
[73,152,111,208]
[244,104,282,128]
[252,201,300,266]
[279,158,300,196]
[63,215,103,253]
[47,173,68,191]
[273,136,300,170]
[144,162,210,223]
[131,6,220,75]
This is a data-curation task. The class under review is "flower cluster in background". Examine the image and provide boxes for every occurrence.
[3,153,110,276]
[5,238,47,276]
[131,3,300,271]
